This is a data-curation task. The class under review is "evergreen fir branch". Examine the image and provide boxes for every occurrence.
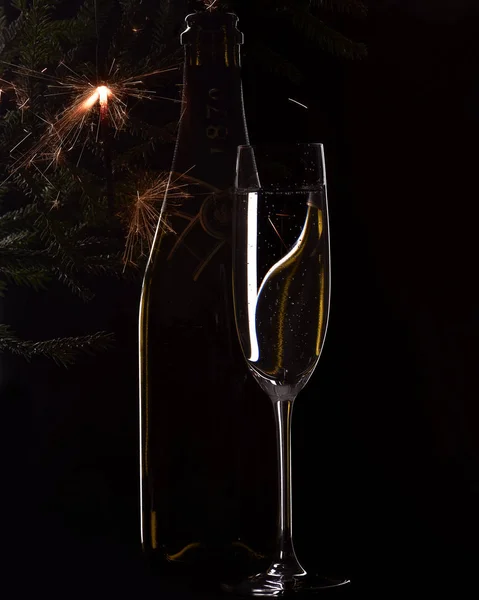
[78,252,124,277]
[125,116,178,144]
[34,211,124,278]
[118,0,138,12]
[114,139,157,166]
[0,260,51,290]
[0,245,116,299]
[0,202,39,229]
[309,0,367,17]
[290,9,367,58]
[117,0,143,32]
[0,10,25,59]
[33,212,114,274]
[17,0,63,70]
[0,215,121,295]
[61,222,89,239]
[10,1,29,11]
[111,0,142,58]
[0,279,7,297]
[11,171,44,202]
[0,110,24,154]
[69,234,107,248]
[152,0,173,54]
[0,323,115,366]
[0,229,35,248]
[0,323,18,344]
[0,185,9,207]
[59,224,125,276]
[51,267,94,301]
[34,212,75,268]
[48,163,106,224]
[247,41,303,85]
[64,0,114,44]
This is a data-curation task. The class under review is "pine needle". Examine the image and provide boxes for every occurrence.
[0,324,115,367]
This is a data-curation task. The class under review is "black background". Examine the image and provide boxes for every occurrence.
[2,0,479,596]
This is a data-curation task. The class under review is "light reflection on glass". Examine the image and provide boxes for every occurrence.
[246,193,314,366]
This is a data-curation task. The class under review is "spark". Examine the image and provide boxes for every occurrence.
[202,0,219,11]
[10,131,33,153]
[268,215,288,249]
[288,98,308,109]
[0,76,30,121]
[49,190,61,211]
[122,172,191,267]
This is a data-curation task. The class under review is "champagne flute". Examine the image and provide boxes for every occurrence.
[224,143,349,595]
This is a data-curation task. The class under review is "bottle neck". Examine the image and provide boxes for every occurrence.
[170,11,249,190]
[184,30,241,68]
[172,56,248,190]
[181,11,244,68]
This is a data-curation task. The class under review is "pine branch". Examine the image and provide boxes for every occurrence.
[0,202,38,231]
[17,0,63,70]
[290,9,367,58]
[52,267,94,301]
[0,324,115,366]
[34,211,76,268]
[0,111,25,156]
[309,0,367,17]
[11,1,29,12]
[34,213,124,278]
[125,116,178,144]
[0,229,35,248]
[78,252,124,277]
[0,214,122,297]
[11,172,44,202]
[152,0,173,54]
[0,279,7,297]
[0,258,51,290]
[246,41,303,84]
[0,10,25,59]
[52,0,113,47]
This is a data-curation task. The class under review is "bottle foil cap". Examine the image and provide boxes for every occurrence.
[181,12,243,46]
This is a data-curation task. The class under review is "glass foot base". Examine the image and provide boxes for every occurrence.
[221,572,350,596]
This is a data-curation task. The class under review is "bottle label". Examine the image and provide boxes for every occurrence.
[165,78,245,282]
[198,87,232,241]
[206,87,228,153]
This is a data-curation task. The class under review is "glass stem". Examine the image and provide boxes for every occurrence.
[272,398,305,574]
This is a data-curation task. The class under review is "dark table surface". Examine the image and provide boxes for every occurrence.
[6,524,478,599]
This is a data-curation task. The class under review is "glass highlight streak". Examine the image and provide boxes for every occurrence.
[246,195,319,370]
[256,205,312,300]
[246,191,260,362]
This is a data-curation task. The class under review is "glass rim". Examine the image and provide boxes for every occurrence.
[237,142,324,150]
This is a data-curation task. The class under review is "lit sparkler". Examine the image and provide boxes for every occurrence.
[1,60,179,184]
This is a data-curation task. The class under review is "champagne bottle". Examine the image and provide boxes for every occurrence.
[139,10,277,579]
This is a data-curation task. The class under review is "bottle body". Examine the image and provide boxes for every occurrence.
[139,12,277,578]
